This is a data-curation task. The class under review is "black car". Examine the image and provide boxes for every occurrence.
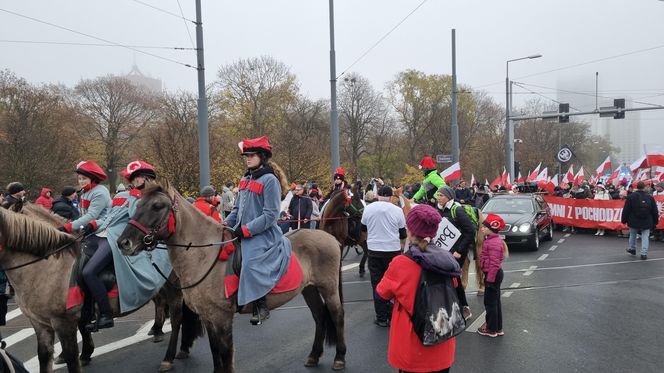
[481,193,553,251]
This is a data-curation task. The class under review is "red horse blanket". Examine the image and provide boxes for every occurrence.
[224,254,303,299]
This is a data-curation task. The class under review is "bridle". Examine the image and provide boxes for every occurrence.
[128,193,178,249]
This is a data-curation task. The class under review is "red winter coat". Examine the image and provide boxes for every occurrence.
[193,198,221,223]
[35,188,53,209]
[480,233,505,283]
[376,255,455,372]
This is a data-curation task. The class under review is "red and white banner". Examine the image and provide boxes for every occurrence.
[562,165,574,184]
[543,196,664,230]
[535,167,548,182]
[595,156,612,176]
[526,162,541,182]
[647,152,664,168]
[574,166,585,185]
[517,172,524,184]
[440,162,462,183]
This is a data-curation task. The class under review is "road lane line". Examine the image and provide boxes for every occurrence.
[503,291,513,298]
[2,328,34,347]
[341,263,359,272]
[557,238,565,244]
[504,257,664,274]
[465,311,486,333]
[538,254,549,261]
[564,233,571,238]
[510,283,520,288]
[523,265,537,276]
[549,245,558,251]
[6,307,22,322]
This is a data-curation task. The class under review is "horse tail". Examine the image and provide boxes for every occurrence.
[180,302,205,350]
[323,302,338,347]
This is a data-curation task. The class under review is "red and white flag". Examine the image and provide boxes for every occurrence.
[595,156,612,176]
[573,166,585,185]
[470,174,476,186]
[526,162,542,182]
[635,168,650,181]
[517,172,524,184]
[647,151,664,168]
[501,168,509,186]
[630,155,647,173]
[484,178,490,186]
[490,175,502,188]
[550,174,560,186]
[607,165,621,185]
[562,164,575,184]
[535,167,548,182]
[440,162,462,183]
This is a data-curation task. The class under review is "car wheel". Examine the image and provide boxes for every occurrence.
[530,232,540,251]
[543,224,554,242]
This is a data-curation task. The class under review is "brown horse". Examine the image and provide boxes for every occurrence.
[117,180,346,373]
[0,204,200,373]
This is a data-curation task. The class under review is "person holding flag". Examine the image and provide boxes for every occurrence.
[412,156,446,205]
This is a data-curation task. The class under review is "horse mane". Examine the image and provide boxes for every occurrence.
[142,178,176,201]
[0,207,78,258]
[21,203,67,227]
[322,190,347,219]
[267,160,289,200]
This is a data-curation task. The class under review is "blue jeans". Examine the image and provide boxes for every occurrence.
[628,228,650,255]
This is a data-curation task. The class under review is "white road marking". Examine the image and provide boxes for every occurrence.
[504,257,664,275]
[564,233,571,238]
[537,254,549,261]
[557,238,566,244]
[549,245,558,251]
[510,283,520,288]
[465,311,486,333]
[2,328,34,347]
[6,307,22,322]
[523,265,537,276]
[341,263,359,272]
[503,291,513,298]
[25,320,172,372]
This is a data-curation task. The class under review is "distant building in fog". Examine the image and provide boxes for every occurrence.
[123,63,162,92]
[556,75,641,164]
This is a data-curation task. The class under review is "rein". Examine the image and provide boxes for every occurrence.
[0,233,84,271]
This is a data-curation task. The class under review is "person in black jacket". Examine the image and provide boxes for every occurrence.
[436,185,476,320]
[455,179,473,205]
[622,181,659,260]
[51,186,80,220]
[287,184,313,229]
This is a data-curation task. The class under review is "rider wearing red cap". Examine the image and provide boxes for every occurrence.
[412,156,446,205]
[323,167,347,203]
[60,161,112,234]
[225,136,292,325]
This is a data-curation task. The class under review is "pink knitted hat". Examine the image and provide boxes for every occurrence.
[406,204,441,239]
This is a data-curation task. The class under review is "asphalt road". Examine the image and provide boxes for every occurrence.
[3,230,663,372]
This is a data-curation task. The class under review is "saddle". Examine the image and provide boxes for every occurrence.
[74,238,117,324]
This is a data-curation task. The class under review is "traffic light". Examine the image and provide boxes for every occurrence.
[614,98,625,119]
[559,103,569,123]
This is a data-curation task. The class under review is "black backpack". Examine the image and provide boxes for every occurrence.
[406,256,466,345]
[634,193,651,219]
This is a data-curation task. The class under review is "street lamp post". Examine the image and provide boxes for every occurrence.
[505,54,542,178]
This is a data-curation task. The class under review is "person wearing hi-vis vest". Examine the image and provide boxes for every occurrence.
[412,156,447,205]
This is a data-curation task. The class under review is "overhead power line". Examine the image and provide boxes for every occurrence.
[512,82,581,112]
[175,0,196,49]
[131,0,195,23]
[516,82,664,108]
[337,0,429,79]
[0,7,196,69]
[0,39,195,50]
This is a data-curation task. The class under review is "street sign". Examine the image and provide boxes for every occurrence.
[436,154,453,163]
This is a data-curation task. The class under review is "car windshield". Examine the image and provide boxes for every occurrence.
[483,198,534,214]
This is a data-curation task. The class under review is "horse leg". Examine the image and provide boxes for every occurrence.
[53,319,81,373]
[359,241,368,277]
[150,293,167,342]
[177,302,203,359]
[159,296,183,372]
[32,322,56,373]
[301,286,326,367]
[205,316,234,373]
[78,321,94,366]
[320,288,346,371]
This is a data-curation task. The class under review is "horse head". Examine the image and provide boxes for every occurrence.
[118,178,177,256]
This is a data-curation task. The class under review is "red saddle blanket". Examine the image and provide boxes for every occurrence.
[224,254,303,299]
[66,284,118,310]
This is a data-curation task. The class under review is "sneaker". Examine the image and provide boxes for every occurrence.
[477,326,497,337]
[463,306,472,320]
[626,248,636,255]
[496,330,505,336]
[599,231,605,236]
[594,231,600,236]
[641,255,647,260]
[374,318,390,327]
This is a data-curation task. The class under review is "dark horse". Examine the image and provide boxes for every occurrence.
[117,179,346,373]
[0,204,202,373]
[320,188,368,276]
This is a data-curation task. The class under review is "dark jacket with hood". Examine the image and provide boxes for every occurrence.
[622,189,659,230]
[51,196,80,220]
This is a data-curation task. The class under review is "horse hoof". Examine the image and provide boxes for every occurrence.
[304,357,319,367]
[332,360,346,370]
[175,350,190,360]
[159,361,174,372]
[153,333,165,343]
[54,356,66,365]
[80,356,91,366]
[147,329,156,336]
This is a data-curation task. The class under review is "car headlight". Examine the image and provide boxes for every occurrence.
[518,223,531,233]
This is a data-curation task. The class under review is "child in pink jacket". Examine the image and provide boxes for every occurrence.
[478,213,508,337]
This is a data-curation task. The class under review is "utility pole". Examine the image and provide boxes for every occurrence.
[328,0,340,175]
[195,0,210,188]
[451,29,460,164]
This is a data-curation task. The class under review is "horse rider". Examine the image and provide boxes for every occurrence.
[194,185,222,223]
[56,161,112,327]
[323,168,348,203]
[412,156,447,206]
[225,136,292,325]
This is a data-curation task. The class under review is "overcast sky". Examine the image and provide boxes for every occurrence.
[1,0,662,147]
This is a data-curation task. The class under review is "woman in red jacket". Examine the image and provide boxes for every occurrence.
[377,204,460,373]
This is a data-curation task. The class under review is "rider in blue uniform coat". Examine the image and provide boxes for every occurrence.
[225,136,292,325]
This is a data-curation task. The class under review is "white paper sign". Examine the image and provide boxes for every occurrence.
[432,217,461,251]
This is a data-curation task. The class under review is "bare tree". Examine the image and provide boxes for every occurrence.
[74,76,155,191]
